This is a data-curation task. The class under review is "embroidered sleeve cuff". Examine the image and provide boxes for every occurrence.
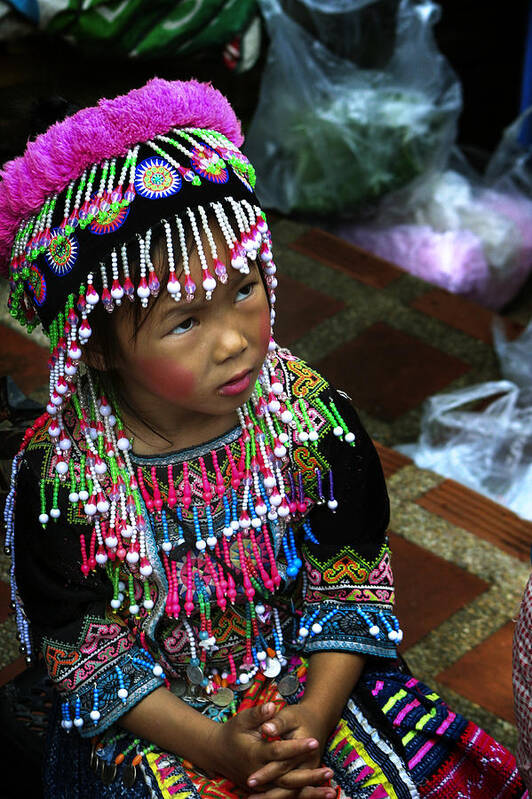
[57,642,166,737]
[297,602,401,659]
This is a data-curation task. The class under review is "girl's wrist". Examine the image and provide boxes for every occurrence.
[204,719,227,775]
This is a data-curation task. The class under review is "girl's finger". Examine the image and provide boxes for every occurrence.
[257,737,319,769]
[247,741,320,789]
[261,707,297,738]
[275,768,333,790]
[249,759,301,787]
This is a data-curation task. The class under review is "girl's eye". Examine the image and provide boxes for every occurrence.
[170,317,195,335]
[236,282,255,302]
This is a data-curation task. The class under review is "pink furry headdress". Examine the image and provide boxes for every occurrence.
[0,78,243,271]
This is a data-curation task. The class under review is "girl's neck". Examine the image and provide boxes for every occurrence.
[120,402,240,457]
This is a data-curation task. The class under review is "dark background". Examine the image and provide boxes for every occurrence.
[0,0,529,170]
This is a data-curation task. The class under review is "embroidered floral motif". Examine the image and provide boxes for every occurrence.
[45,229,79,275]
[134,157,182,199]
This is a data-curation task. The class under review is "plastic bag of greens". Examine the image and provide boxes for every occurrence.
[245,0,461,215]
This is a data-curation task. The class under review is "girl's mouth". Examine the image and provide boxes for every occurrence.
[218,369,252,396]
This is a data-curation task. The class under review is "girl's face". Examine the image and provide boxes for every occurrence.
[109,234,271,452]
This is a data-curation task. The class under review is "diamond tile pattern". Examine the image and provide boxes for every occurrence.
[290,228,402,288]
[274,274,345,347]
[411,288,525,344]
[0,323,48,395]
[317,323,471,421]
[436,621,516,723]
[416,479,532,562]
[389,532,489,649]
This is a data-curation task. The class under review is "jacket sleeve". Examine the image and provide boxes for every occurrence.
[296,387,400,660]
[13,453,165,737]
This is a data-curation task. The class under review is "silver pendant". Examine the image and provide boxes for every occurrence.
[211,687,234,707]
[278,674,300,697]
[101,762,117,785]
[186,664,204,685]
[170,679,186,697]
[263,657,282,678]
[122,764,137,787]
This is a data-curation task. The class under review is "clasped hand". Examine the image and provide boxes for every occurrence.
[211,701,335,799]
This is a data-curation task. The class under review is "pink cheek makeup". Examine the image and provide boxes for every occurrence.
[137,358,196,402]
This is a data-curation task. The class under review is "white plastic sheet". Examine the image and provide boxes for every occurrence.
[398,320,532,521]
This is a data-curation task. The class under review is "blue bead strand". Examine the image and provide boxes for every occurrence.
[115,665,128,702]
[61,700,73,731]
[302,520,319,544]
[192,505,206,552]
[356,607,380,638]
[90,684,101,724]
[222,494,233,537]
[328,470,338,512]
[175,505,184,543]
[74,695,84,728]
[205,505,217,548]
[160,509,171,553]
[231,489,239,532]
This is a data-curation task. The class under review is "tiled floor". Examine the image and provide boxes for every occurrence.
[316,322,471,421]
[1,217,531,760]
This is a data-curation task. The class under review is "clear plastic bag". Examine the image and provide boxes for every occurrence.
[398,320,532,521]
[245,0,461,215]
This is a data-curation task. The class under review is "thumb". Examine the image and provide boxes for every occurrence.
[241,701,277,730]
[261,707,294,738]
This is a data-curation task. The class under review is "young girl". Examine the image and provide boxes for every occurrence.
[1,78,526,798]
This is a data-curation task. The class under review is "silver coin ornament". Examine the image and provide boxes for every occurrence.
[170,679,186,697]
[122,764,137,788]
[101,763,117,785]
[277,674,300,697]
[263,656,282,678]
[186,664,204,685]
[211,687,234,707]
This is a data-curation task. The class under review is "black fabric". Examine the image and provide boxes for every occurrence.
[14,453,112,650]
[304,388,390,560]
[28,140,259,329]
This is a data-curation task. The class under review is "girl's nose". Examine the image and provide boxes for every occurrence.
[213,326,248,363]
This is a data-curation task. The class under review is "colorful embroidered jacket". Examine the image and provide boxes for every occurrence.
[12,351,398,736]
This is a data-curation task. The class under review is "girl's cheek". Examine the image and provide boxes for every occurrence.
[136,357,196,401]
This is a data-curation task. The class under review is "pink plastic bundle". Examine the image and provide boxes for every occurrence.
[333,187,532,311]
[335,222,495,305]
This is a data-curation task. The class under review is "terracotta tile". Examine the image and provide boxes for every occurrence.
[289,228,402,288]
[0,656,26,688]
[416,480,532,562]
[411,288,524,344]
[0,581,10,624]
[274,274,345,347]
[373,441,412,479]
[316,323,471,421]
[389,531,489,649]
[0,323,48,395]
[437,621,516,723]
